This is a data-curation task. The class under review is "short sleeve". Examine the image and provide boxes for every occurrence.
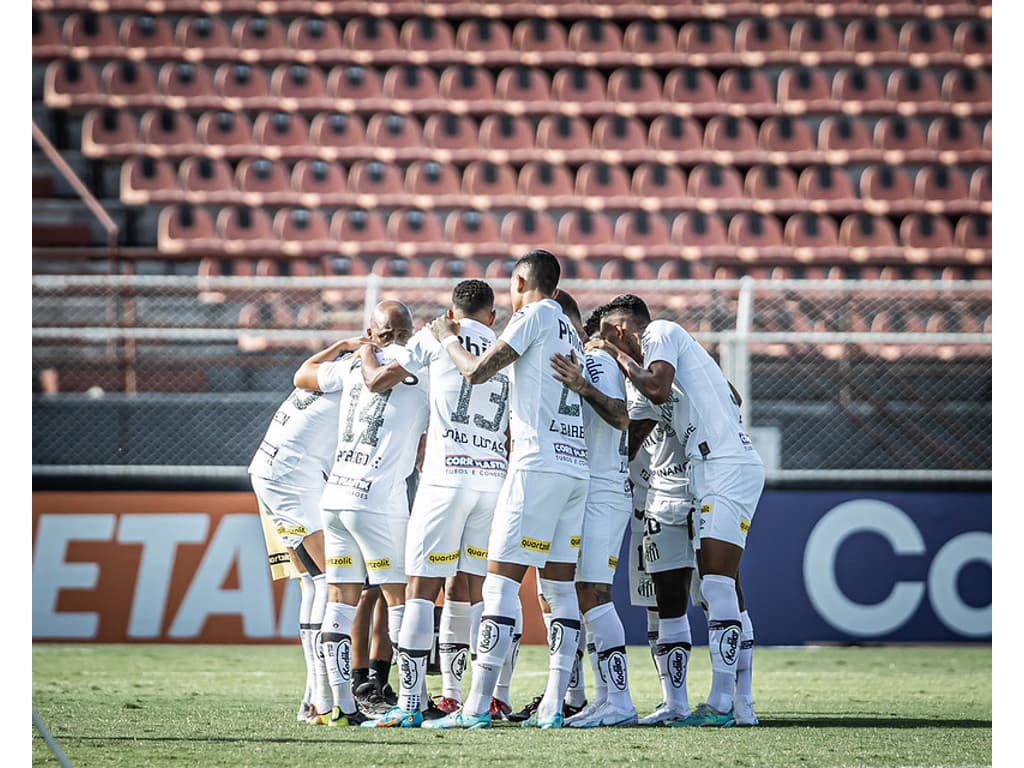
[585,351,625,402]
[499,305,542,356]
[628,389,659,421]
[316,358,350,393]
[641,320,680,372]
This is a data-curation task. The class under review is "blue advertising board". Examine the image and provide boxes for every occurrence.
[612,490,992,645]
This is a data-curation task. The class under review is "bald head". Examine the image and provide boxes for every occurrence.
[368,300,414,347]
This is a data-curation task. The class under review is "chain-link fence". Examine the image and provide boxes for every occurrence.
[32,275,991,481]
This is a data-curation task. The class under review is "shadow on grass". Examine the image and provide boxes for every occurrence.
[758,717,991,729]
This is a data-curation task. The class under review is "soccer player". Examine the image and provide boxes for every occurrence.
[249,334,368,723]
[596,294,765,728]
[545,292,638,727]
[354,279,511,728]
[422,249,590,730]
[294,300,429,727]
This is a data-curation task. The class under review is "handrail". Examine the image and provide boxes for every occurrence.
[32,120,119,249]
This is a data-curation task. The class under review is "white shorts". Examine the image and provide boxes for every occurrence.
[250,475,323,549]
[577,481,632,584]
[627,508,657,607]
[693,461,766,550]
[489,468,588,568]
[323,492,409,585]
[642,492,697,574]
[405,483,498,578]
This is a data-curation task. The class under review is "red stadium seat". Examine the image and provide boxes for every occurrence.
[348,159,404,199]
[253,111,310,157]
[399,17,456,54]
[790,18,843,56]
[953,20,992,57]
[623,19,676,56]
[536,114,592,152]
[120,15,176,57]
[217,206,277,254]
[500,209,558,250]
[140,108,198,153]
[405,160,462,202]
[159,62,216,106]
[365,112,423,151]
[831,68,888,111]
[330,209,389,251]
[671,211,730,252]
[606,67,662,107]
[969,167,991,203]
[663,68,720,112]
[614,210,673,256]
[942,69,992,107]
[382,65,441,104]
[777,67,836,112]
[33,11,66,58]
[899,213,955,250]
[343,17,400,52]
[371,257,429,278]
[728,212,785,250]
[838,213,899,250]
[886,68,943,111]
[310,112,366,155]
[758,116,816,155]
[784,212,840,249]
[175,17,233,57]
[873,115,929,156]
[231,16,288,59]
[158,204,219,254]
[688,164,746,205]
[744,165,800,206]
[196,110,256,154]
[287,17,344,59]
[81,108,142,157]
[914,166,970,208]
[734,18,789,56]
[428,256,486,279]
[387,209,446,252]
[592,114,648,153]
[575,162,632,202]
[455,18,514,56]
[236,157,292,204]
[271,63,329,104]
[512,18,569,55]
[214,63,272,103]
[859,165,916,210]
[818,115,874,156]
[328,65,386,105]
[632,163,688,201]
[462,160,519,205]
[717,69,775,110]
[927,116,983,155]
[274,208,333,254]
[844,18,899,57]
[648,114,704,153]
[423,112,481,152]
[599,259,658,281]
[180,155,239,204]
[444,210,503,257]
[552,67,608,108]
[64,12,120,57]
[703,115,759,155]
[478,114,534,152]
[557,209,615,249]
[677,20,733,56]
[292,159,348,205]
[898,20,954,57]
[102,60,158,102]
[121,156,180,204]
[518,161,576,204]
[569,19,624,55]
[798,165,857,207]
[494,66,553,106]
[439,65,496,104]
[954,214,992,250]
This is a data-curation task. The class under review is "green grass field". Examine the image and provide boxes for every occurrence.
[32,644,991,768]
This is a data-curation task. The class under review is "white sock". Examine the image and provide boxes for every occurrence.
[397,598,434,712]
[646,608,659,665]
[702,574,742,714]
[310,576,331,713]
[537,578,581,721]
[464,574,520,717]
[387,604,405,656]
[585,602,632,710]
[439,600,471,702]
[494,597,522,706]
[737,610,754,702]
[321,601,358,713]
[565,619,587,708]
[297,573,316,707]
[470,601,484,660]
[655,614,691,714]
[586,639,606,707]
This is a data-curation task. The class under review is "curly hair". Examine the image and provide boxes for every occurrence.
[451,279,495,316]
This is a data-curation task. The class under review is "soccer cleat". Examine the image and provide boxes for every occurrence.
[508,694,585,722]
[297,701,311,722]
[638,703,689,726]
[729,698,759,727]
[360,705,423,728]
[328,706,368,727]
[306,708,333,726]
[563,699,587,718]
[421,699,447,721]
[520,711,564,729]
[668,702,734,728]
[420,707,492,730]
[433,696,461,715]
[489,697,512,720]
[565,701,638,728]
[355,684,394,716]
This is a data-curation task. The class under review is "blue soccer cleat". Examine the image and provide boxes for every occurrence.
[667,702,735,728]
[420,707,492,730]
[360,705,423,728]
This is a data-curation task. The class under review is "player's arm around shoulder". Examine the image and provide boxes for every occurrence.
[358,341,419,394]
[551,349,629,430]
[427,315,519,384]
[293,335,369,391]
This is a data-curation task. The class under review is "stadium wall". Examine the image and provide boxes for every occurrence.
[32,485,990,645]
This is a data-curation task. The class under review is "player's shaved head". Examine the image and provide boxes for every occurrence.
[512,249,561,296]
[368,300,414,346]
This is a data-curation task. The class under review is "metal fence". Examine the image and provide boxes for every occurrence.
[32,275,992,482]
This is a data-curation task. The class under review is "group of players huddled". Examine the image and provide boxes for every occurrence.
[249,249,765,730]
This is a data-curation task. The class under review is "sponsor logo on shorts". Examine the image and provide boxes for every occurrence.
[327,556,354,567]
[569,535,581,549]
[465,545,488,560]
[608,555,618,569]
[520,537,551,553]
[268,552,291,566]
[427,550,460,565]
[553,442,588,465]
[700,503,713,515]
[366,557,392,571]
[275,524,308,537]
[444,455,508,472]
[328,474,373,499]
[740,518,751,534]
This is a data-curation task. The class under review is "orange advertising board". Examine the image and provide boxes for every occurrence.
[32,491,548,644]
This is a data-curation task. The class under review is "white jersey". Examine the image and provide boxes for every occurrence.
[317,346,429,511]
[392,318,509,492]
[499,298,588,478]
[642,319,762,465]
[248,386,342,489]
[582,349,629,493]
[628,389,691,499]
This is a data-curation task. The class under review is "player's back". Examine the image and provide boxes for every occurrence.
[401,319,509,492]
[499,298,588,478]
[582,348,628,492]
[320,350,429,510]
[248,387,341,488]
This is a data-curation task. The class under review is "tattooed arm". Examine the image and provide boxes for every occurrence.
[427,316,520,384]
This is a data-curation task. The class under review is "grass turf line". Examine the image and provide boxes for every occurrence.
[32,644,991,768]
